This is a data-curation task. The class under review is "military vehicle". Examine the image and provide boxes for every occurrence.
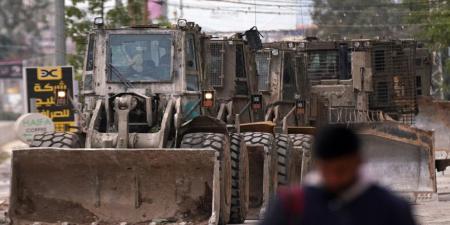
[203,32,277,219]
[9,20,250,225]
[253,38,436,201]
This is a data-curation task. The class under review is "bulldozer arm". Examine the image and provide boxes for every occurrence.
[9,148,221,225]
[354,122,436,202]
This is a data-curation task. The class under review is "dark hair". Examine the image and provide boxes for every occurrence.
[313,125,361,160]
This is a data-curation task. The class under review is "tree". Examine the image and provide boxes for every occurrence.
[311,0,412,39]
[0,0,50,60]
[406,0,450,99]
[66,0,153,77]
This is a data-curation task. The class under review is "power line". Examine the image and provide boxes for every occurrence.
[180,0,444,9]
[167,2,444,17]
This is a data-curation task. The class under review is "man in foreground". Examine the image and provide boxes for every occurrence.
[261,125,417,225]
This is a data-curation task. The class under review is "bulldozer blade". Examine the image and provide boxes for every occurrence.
[9,148,221,225]
[246,145,276,219]
[354,122,436,202]
[289,147,312,185]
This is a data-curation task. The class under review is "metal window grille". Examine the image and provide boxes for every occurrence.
[368,42,417,124]
[256,52,270,91]
[307,51,339,80]
[206,42,224,87]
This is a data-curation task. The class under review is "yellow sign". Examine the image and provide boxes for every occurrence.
[25,66,75,132]
[37,67,62,80]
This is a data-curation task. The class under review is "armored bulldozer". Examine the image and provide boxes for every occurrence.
[9,20,250,225]
[253,38,436,202]
[203,32,278,220]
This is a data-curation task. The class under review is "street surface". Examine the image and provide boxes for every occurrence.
[0,127,448,225]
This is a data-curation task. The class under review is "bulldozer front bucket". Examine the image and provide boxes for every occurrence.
[354,122,436,202]
[415,96,450,171]
[9,148,221,225]
[244,144,277,219]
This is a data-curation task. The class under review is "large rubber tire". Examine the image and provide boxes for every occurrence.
[229,133,249,224]
[30,132,82,148]
[289,134,313,183]
[274,133,293,186]
[180,132,232,225]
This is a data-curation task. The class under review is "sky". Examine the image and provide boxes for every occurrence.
[166,0,310,31]
[78,0,312,32]
[166,0,312,31]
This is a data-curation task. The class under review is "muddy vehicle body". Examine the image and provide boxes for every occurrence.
[253,39,436,201]
[351,39,418,124]
[10,21,250,225]
[250,41,315,186]
[204,34,261,124]
[203,33,277,219]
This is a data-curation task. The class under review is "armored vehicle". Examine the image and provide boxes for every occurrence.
[253,38,436,201]
[9,20,249,225]
[203,31,279,220]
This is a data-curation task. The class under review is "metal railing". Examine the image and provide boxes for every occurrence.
[329,107,386,124]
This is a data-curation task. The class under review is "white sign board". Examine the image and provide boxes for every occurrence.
[14,113,55,144]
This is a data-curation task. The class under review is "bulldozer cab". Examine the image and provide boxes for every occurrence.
[351,39,418,124]
[204,34,260,125]
[253,42,310,129]
[297,40,353,127]
[79,21,210,149]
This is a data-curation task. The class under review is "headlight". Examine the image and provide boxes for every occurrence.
[299,42,306,48]
[354,42,360,48]
[177,19,187,28]
[57,90,66,98]
[204,92,213,100]
[202,90,215,108]
[94,17,104,26]
[364,41,370,47]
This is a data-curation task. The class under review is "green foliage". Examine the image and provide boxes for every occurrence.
[407,0,450,49]
[0,0,50,60]
[66,0,105,75]
[311,0,412,39]
[66,0,154,77]
[407,0,450,99]
[106,5,131,27]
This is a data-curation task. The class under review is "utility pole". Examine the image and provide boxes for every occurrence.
[143,0,149,25]
[180,0,184,18]
[101,0,105,19]
[54,0,66,65]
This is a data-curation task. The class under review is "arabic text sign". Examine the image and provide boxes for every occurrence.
[24,66,75,132]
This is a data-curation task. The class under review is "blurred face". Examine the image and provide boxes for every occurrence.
[316,154,361,194]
